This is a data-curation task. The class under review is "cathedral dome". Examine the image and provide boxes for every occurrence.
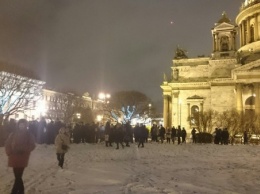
[241,0,259,10]
[236,0,260,64]
[244,0,256,6]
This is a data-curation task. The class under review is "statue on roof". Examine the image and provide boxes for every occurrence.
[174,45,188,59]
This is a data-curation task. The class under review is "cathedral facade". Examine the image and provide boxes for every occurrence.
[161,0,260,134]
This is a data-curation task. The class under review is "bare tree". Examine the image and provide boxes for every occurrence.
[197,109,218,133]
[253,114,260,134]
[0,71,44,123]
[104,91,153,123]
[216,109,243,136]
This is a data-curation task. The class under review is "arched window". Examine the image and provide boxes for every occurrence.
[245,96,255,105]
[245,96,255,118]
[190,105,199,126]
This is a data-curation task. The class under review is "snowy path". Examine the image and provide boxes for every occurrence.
[1,143,260,194]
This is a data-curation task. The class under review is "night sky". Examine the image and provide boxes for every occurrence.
[0,0,242,110]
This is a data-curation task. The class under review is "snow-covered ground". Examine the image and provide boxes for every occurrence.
[1,142,260,194]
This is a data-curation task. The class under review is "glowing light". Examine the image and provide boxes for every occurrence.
[97,115,103,122]
[98,93,105,100]
[170,21,174,24]
[98,92,110,101]
[37,100,46,116]
[76,113,81,119]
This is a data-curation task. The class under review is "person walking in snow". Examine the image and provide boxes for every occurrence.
[138,124,147,148]
[181,127,187,143]
[5,119,36,194]
[171,126,177,144]
[159,125,166,143]
[166,128,171,143]
[55,127,70,168]
[114,123,125,149]
[191,128,196,143]
[177,125,182,144]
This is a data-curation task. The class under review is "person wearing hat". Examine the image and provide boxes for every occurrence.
[5,119,36,194]
[55,127,70,168]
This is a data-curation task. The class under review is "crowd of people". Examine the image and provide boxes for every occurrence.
[2,117,253,194]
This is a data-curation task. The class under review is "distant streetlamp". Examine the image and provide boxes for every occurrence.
[76,113,81,119]
[148,103,152,116]
[96,115,103,122]
[98,92,110,103]
[98,92,111,122]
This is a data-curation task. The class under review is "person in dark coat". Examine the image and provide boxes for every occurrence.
[5,119,36,194]
[159,125,166,143]
[73,123,81,144]
[215,128,222,144]
[171,126,177,144]
[244,130,248,144]
[222,128,229,145]
[37,117,47,144]
[133,123,140,143]
[114,123,124,149]
[46,120,55,144]
[104,121,111,147]
[177,125,182,144]
[191,128,196,143]
[138,124,147,148]
[181,127,187,143]
[124,121,132,147]
[151,124,158,142]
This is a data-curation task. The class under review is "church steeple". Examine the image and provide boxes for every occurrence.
[211,12,238,59]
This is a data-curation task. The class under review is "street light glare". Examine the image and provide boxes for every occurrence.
[98,92,110,100]
[98,93,105,99]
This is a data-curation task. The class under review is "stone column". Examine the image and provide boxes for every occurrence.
[236,84,243,113]
[213,34,216,52]
[216,34,219,51]
[200,103,203,113]
[229,35,232,51]
[254,83,260,115]
[240,24,243,47]
[233,31,237,50]
[163,95,169,128]
[187,103,190,126]
[255,14,259,41]
[241,21,245,46]
[247,18,250,44]
[168,96,172,128]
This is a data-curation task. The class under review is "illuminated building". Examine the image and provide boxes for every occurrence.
[161,0,260,133]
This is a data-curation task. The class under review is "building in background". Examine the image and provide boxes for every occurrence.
[161,0,260,133]
[0,62,102,123]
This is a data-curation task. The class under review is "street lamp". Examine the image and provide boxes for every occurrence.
[76,113,81,119]
[98,92,111,122]
[96,115,103,122]
[98,92,110,103]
